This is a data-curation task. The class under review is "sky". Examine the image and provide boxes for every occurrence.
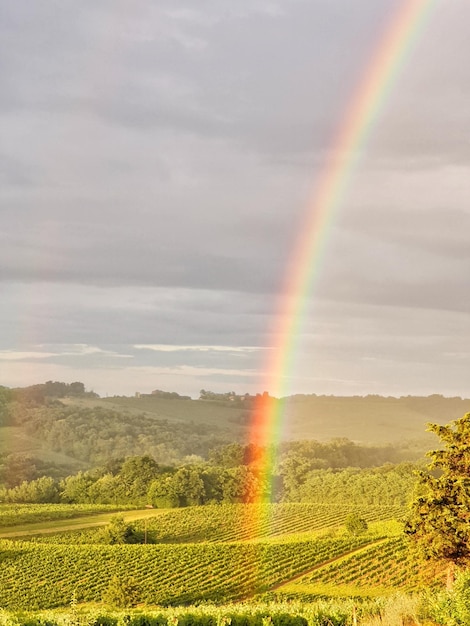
[1,0,470,399]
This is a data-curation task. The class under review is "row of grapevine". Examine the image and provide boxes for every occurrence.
[271,537,446,600]
[0,534,374,609]
[27,502,405,545]
[0,597,420,626]
[128,502,404,543]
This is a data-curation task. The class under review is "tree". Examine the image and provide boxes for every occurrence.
[0,386,13,426]
[345,513,368,536]
[102,575,139,608]
[100,515,139,544]
[171,466,206,506]
[61,471,95,503]
[118,455,161,502]
[405,413,470,587]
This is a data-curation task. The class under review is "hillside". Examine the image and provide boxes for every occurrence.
[79,391,470,445]
[276,393,470,443]
[2,383,470,476]
[0,502,444,610]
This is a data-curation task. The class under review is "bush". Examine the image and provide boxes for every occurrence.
[419,570,470,625]
[93,617,119,626]
[345,513,368,536]
[100,516,140,544]
[102,576,140,609]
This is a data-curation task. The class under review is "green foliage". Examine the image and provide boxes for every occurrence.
[344,514,368,536]
[0,599,422,626]
[102,575,140,608]
[0,456,418,509]
[0,454,67,490]
[3,476,60,504]
[99,516,140,544]
[5,403,229,468]
[275,536,438,599]
[26,503,404,545]
[130,503,402,544]
[288,463,417,506]
[0,533,377,609]
[0,501,416,610]
[0,503,132,527]
[4,384,466,482]
[0,386,13,426]
[405,413,470,568]
[418,570,470,625]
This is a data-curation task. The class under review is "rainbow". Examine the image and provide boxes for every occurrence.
[249,0,439,505]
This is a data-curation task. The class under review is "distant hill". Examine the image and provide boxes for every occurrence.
[102,391,470,445]
[277,393,470,444]
[1,383,470,476]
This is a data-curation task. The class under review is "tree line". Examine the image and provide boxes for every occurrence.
[0,448,418,507]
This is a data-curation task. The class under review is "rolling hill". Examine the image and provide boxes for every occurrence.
[75,391,470,445]
[1,384,470,475]
[0,502,444,610]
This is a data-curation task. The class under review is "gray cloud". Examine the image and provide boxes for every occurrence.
[1,1,470,396]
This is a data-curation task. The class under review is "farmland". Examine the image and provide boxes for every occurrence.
[0,501,442,613]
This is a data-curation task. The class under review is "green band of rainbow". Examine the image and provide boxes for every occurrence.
[250,0,439,504]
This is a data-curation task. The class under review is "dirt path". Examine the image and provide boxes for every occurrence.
[0,508,164,538]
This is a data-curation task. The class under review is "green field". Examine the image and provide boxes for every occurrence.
[0,502,443,611]
[0,505,162,537]
[97,393,470,445]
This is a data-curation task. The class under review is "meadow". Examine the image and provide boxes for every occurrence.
[0,503,136,529]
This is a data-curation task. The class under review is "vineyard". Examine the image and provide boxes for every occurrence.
[0,503,134,528]
[0,597,424,626]
[0,502,444,611]
[133,502,405,543]
[271,536,447,601]
[0,535,375,609]
[27,502,405,544]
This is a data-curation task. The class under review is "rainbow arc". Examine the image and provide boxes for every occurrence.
[249,0,438,506]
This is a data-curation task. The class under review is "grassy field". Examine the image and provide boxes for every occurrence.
[0,502,444,611]
[0,506,162,537]
[53,393,470,444]
[0,426,85,469]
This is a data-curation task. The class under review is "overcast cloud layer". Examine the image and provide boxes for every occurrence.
[1,0,470,398]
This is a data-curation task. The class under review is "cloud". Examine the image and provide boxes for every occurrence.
[134,344,267,353]
[0,344,133,361]
[0,350,58,361]
[1,1,470,398]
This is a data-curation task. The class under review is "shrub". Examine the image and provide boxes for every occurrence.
[102,576,140,609]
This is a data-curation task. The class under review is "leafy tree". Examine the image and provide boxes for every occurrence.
[119,455,161,502]
[100,515,139,544]
[5,475,60,503]
[87,473,121,504]
[0,386,13,426]
[405,413,470,587]
[171,466,206,506]
[102,575,139,608]
[61,471,95,503]
[345,513,368,536]
[209,443,245,468]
